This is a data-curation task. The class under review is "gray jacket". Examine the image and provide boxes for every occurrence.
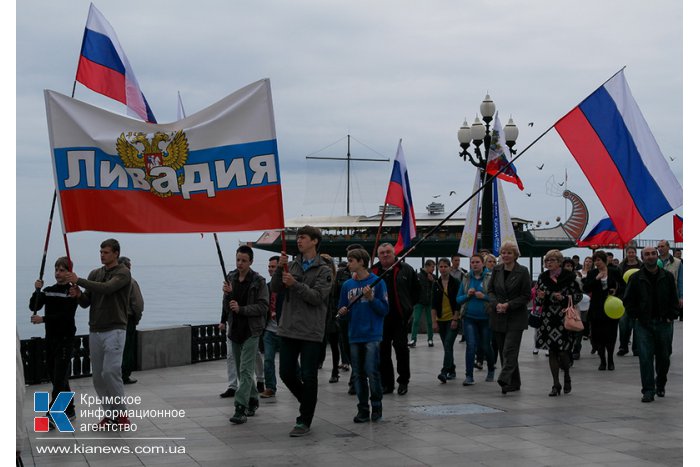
[271,255,332,342]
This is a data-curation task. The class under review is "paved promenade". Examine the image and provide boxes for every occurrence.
[20,325,683,466]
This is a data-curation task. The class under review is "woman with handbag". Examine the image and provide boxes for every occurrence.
[535,250,582,396]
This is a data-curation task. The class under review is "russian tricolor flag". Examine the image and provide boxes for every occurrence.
[76,3,157,123]
[577,218,624,248]
[384,140,417,254]
[555,70,682,243]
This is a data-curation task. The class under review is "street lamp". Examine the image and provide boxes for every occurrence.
[457,94,518,252]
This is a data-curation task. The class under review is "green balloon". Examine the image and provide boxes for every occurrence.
[623,268,639,283]
[604,295,624,319]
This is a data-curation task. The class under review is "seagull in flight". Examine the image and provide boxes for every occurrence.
[558,181,565,187]
[670,156,676,161]
[528,122,534,127]
[526,193,532,197]
[537,163,544,170]
[432,195,441,198]
[449,191,457,196]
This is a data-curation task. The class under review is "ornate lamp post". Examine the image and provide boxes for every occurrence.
[457,94,519,252]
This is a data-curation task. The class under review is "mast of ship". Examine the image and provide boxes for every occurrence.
[306,134,389,217]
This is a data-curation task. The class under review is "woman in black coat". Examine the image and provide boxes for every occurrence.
[487,241,531,394]
[536,250,582,396]
[583,250,625,371]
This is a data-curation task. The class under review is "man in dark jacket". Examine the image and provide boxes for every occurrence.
[372,243,419,395]
[623,247,680,403]
[224,246,269,424]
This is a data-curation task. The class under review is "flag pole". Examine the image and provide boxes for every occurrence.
[339,123,555,316]
[371,137,402,264]
[370,203,389,265]
[213,233,227,279]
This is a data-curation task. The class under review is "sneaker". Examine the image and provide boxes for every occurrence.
[397,384,408,395]
[353,411,370,423]
[115,416,131,430]
[371,409,382,422]
[641,393,655,403]
[257,381,265,393]
[220,388,237,398]
[485,371,495,382]
[462,376,475,386]
[474,361,483,370]
[532,349,539,355]
[446,372,457,380]
[408,339,416,348]
[427,340,434,347]
[329,375,339,383]
[656,387,666,397]
[289,423,311,437]
[437,373,447,384]
[230,405,248,424]
[260,389,276,398]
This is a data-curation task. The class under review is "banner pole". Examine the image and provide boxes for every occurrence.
[213,233,227,279]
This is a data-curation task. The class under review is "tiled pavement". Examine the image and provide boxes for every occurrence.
[20,325,683,466]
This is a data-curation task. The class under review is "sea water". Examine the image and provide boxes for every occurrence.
[16,263,234,339]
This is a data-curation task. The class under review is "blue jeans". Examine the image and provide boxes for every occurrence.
[437,321,458,374]
[263,330,280,391]
[463,318,495,377]
[634,319,674,396]
[350,341,382,412]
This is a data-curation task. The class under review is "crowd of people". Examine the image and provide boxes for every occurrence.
[27,230,682,439]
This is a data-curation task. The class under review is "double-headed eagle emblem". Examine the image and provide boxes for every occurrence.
[116,130,189,197]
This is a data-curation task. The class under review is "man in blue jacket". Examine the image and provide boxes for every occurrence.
[338,248,388,423]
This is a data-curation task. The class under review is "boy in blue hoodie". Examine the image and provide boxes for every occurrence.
[337,248,388,423]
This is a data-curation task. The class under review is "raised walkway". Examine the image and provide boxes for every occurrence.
[20,325,683,466]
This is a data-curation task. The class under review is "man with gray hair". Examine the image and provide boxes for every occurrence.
[623,246,680,403]
[117,257,144,385]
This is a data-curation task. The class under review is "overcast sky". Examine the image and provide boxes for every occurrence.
[14,0,684,272]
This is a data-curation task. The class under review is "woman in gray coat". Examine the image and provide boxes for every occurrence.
[487,241,531,394]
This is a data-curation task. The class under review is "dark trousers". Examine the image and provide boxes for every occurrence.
[437,321,457,375]
[380,317,410,389]
[279,336,323,427]
[634,320,673,396]
[493,329,523,389]
[618,313,638,353]
[327,332,341,378]
[121,317,137,380]
[46,336,75,413]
